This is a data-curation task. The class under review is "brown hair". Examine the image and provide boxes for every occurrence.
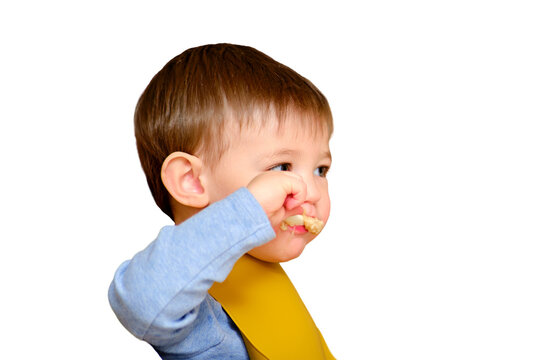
[134,43,333,219]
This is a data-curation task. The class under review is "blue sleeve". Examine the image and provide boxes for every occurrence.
[108,188,275,347]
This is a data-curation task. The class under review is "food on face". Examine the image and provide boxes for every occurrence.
[280,215,303,231]
[302,214,324,235]
[280,213,324,235]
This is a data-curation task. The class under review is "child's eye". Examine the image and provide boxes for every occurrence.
[314,166,330,177]
[269,163,291,172]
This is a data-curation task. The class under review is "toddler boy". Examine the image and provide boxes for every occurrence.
[109,43,335,359]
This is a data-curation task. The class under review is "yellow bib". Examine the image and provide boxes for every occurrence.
[209,255,335,360]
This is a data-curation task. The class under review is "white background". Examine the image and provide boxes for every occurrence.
[1,1,540,359]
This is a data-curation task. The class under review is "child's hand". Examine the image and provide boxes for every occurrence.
[247,172,307,226]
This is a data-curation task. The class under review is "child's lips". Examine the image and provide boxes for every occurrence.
[289,225,308,234]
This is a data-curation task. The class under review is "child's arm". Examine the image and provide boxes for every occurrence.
[108,172,306,349]
[108,188,274,346]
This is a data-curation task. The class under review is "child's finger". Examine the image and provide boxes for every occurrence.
[284,194,300,210]
[246,171,306,216]
[281,173,306,210]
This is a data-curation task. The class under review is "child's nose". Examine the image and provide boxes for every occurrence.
[302,174,321,204]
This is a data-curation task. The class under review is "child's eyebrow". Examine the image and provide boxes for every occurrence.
[262,149,332,162]
[322,150,332,162]
[258,149,296,165]
[264,149,297,160]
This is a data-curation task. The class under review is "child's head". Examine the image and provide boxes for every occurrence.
[134,43,333,222]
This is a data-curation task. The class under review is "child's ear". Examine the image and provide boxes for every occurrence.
[161,152,210,208]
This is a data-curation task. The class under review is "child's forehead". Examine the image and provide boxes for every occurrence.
[231,120,331,159]
[200,112,331,168]
[229,111,331,141]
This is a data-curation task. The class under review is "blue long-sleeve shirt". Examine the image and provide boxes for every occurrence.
[108,188,276,359]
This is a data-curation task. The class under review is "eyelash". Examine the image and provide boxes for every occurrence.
[269,163,291,172]
[268,163,330,178]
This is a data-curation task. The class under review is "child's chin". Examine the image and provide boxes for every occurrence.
[249,233,312,262]
[278,240,309,262]
[249,243,306,263]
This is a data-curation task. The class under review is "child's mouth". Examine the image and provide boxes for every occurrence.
[279,213,324,235]
[281,224,308,234]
